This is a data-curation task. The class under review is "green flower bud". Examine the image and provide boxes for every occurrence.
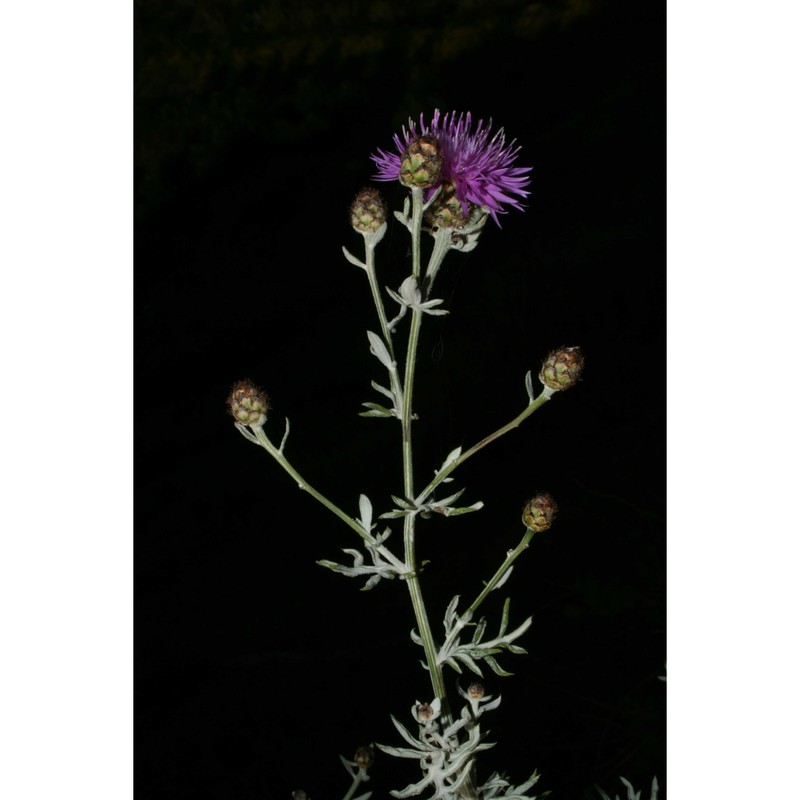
[353,745,374,769]
[539,346,584,391]
[350,187,387,234]
[424,181,473,229]
[522,491,557,533]
[400,135,443,189]
[228,380,269,428]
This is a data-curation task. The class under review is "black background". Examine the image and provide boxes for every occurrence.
[135,0,665,797]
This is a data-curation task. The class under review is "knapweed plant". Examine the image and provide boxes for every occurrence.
[229,110,585,799]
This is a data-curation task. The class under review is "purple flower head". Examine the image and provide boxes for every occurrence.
[371,110,532,225]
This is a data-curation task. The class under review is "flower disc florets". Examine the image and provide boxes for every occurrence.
[372,109,532,225]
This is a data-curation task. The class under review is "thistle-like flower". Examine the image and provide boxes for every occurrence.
[371,109,532,225]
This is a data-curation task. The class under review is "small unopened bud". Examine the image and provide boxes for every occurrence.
[354,745,374,769]
[467,682,485,700]
[350,187,387,234]
[292,792,307,800]
[539,346,584,391]
[425,181,473,229]
[416,702,435,722]
[522,491,557,533]
[400,135,443,189]
[228,379,269,428]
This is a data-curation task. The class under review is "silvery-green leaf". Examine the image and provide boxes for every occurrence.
[360,403,394,418]
[433,488,466,508]
[389,716,429,750]
[503,615,533,644]
[376,744,425,760]
[409,628,423,647]
[454,651,484,677]
[379,509,409,519]
[367,331,394,369]
[510,769,542,795]
[358,494,373,532]
[339,753,357,778]
[342,547,364,565]
[234,423,259,444]
[482,694,503,713]
[483,655,513,677]
[390,776,435,799]
[444,595,460,627]
[361,574,382,590]
[499,597,511,637]
[441,446,462,470]
[471,617,487,644]
[492,565,514,591]
[445,656,464,675]
[391,495,417,510]
[370,380,395,401]
[316,559,343,572]
[342,245,366,269]
[385,285,406,307]
[398,275,421,304]
[437,501,484,517]
[525,369,536,404]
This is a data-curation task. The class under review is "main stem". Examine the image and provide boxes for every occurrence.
[399,189,477,799]
[400,188,447,710]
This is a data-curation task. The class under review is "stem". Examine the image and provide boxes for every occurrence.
[410,187,424,281]
[463,527,536,621]
[363,240,405,409]
[416,388,554,506]
[364,242,396,362]
[341,767,368,800]
[399,188,448,702]
[251,426,406,573]
[399,189,477,799]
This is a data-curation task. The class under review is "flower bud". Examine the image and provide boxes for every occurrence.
[227,379,270,428]
[522,491,557,533]
[425,181,473,229]
[416,702,435,722]
[467,682,485,700]
[350,187,387,234]
[354,745,374,769]
[539,346,584,391]
[400,135,443,189]
[292,792,307,800]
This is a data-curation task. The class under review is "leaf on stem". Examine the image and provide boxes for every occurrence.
[367,330,395,370]
[342,245,366,269]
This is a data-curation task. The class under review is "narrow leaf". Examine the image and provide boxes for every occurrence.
[367,331,394,369]
[525,369,535,403]
[342,246,366,269]
[370,380,395,400]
